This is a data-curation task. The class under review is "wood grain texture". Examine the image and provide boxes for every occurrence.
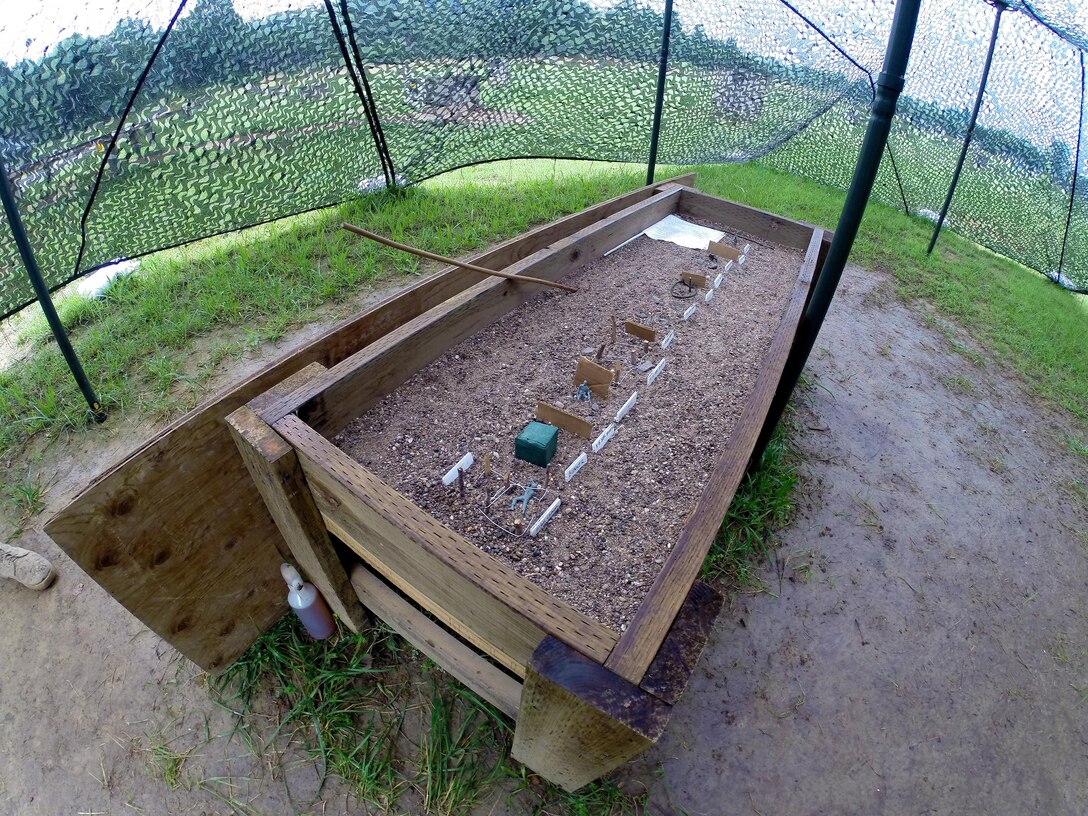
[707,241,741,262]
[511,636,670,791]
[260,187,683,435]
[623,320,657,341]
[276,415,618,677]
[347,559,522,718]
[536,401,593,440]
[639,581,723,704]
[227,403,367,632]
[44,176,693,672]
[605,226,826,683]
[572,356,613,399]
[678,187,815,251]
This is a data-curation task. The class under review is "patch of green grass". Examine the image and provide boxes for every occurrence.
[702,414,800,586]
[211,614,403,809]
[419,669,510,816]
[146,735,192,790]
[1065,434,1088,460]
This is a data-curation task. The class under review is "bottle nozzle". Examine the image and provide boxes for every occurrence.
[280,563,304,591]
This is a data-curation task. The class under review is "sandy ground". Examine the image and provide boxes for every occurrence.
[1,262,1086,815]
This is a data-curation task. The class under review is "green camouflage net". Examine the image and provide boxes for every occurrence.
[1,0,1085,319]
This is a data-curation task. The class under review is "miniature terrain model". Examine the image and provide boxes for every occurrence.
[46,177,830,790]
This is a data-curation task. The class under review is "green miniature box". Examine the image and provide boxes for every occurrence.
[515,421,559,467]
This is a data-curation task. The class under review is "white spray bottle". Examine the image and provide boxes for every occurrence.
[281,563,336,640]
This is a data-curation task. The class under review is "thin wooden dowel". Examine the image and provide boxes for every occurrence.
[342,222,578,294]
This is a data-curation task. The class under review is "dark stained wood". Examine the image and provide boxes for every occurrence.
[259,188,683,435]
[678,187,815,251]
[511,637,671,792]
[639,581,723,704]
[277,415,618,676]
[44,175,694,672]
[347,559,522,719]
[605,226,825,684]
[227,400,367,633]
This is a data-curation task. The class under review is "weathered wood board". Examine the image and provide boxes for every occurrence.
[43,175,695,672]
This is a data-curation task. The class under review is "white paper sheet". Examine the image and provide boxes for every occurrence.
[641,214,725,250]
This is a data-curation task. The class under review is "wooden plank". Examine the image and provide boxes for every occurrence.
[260,187,683,434]
[605,227,825,683]
[347,560,522,719]
[679,271,707,289]
[44,176,693,672]
[677,187,815,251]
[227,402,368,633]
[511,636,671,791]
[623,320,657,342]
[536,401,593,440]
[276,415,618,677]
[707,241,741,262]
[572,356,613,400]
[639,581,723,704]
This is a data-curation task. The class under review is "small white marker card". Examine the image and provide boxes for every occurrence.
[647,359,667,386]
[615,391,638,423]
[682,304,697,321]
[738,254,747,266]
[661,329,675,349]
[592,423,617,453]
[564,452,587,482]
[724,260,734,272]
[441,452,474,485]
[529,498,561,538]
[714,272,724,289]
[704,289,714,303]
[743,243,751,254]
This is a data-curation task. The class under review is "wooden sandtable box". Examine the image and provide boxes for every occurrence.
[227,179,828,789]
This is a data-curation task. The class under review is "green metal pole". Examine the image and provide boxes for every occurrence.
[0,157,106,422]
[645,0,675,186]
[755,0,920,460]
[927,1,1005,254]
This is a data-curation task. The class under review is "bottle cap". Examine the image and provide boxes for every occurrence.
[280,563,304,591]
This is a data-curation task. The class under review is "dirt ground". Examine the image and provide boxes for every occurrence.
[2,262,1086,815]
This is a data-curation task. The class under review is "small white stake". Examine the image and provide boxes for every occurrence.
[714,272,723,289]
[738,254,747,266]
[441,452,474,486]
[724,260,734,272]
[661,329,675,349]
[682,304,697,321]
[592,423,616,453]
[564,452,587,482]
[615,391,638,423]
[647,359,667,386]
[529,497,561,538]
[704,289,714,303]
[743,242,751,254]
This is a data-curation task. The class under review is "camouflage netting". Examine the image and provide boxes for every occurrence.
[1,0,1086,319]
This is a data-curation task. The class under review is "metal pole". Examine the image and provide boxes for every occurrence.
[645,0,675,186]
[754,0,920,460]
[927,1,1005,254]
[1058,52,1084,278]
[0,157,106,422]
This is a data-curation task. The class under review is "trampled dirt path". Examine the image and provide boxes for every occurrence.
[1,262,1085,815]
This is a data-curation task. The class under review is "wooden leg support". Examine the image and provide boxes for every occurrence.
[227,405,368,632]
[511,637,671,792]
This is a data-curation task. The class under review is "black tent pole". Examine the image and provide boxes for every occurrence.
[645,0,675,185]
[0,156,106,422]
[927,1,1005,254]
[754,0,920,461]
[1057,52,1084,278]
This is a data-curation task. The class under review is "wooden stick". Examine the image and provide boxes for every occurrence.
[342,223,578,294]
